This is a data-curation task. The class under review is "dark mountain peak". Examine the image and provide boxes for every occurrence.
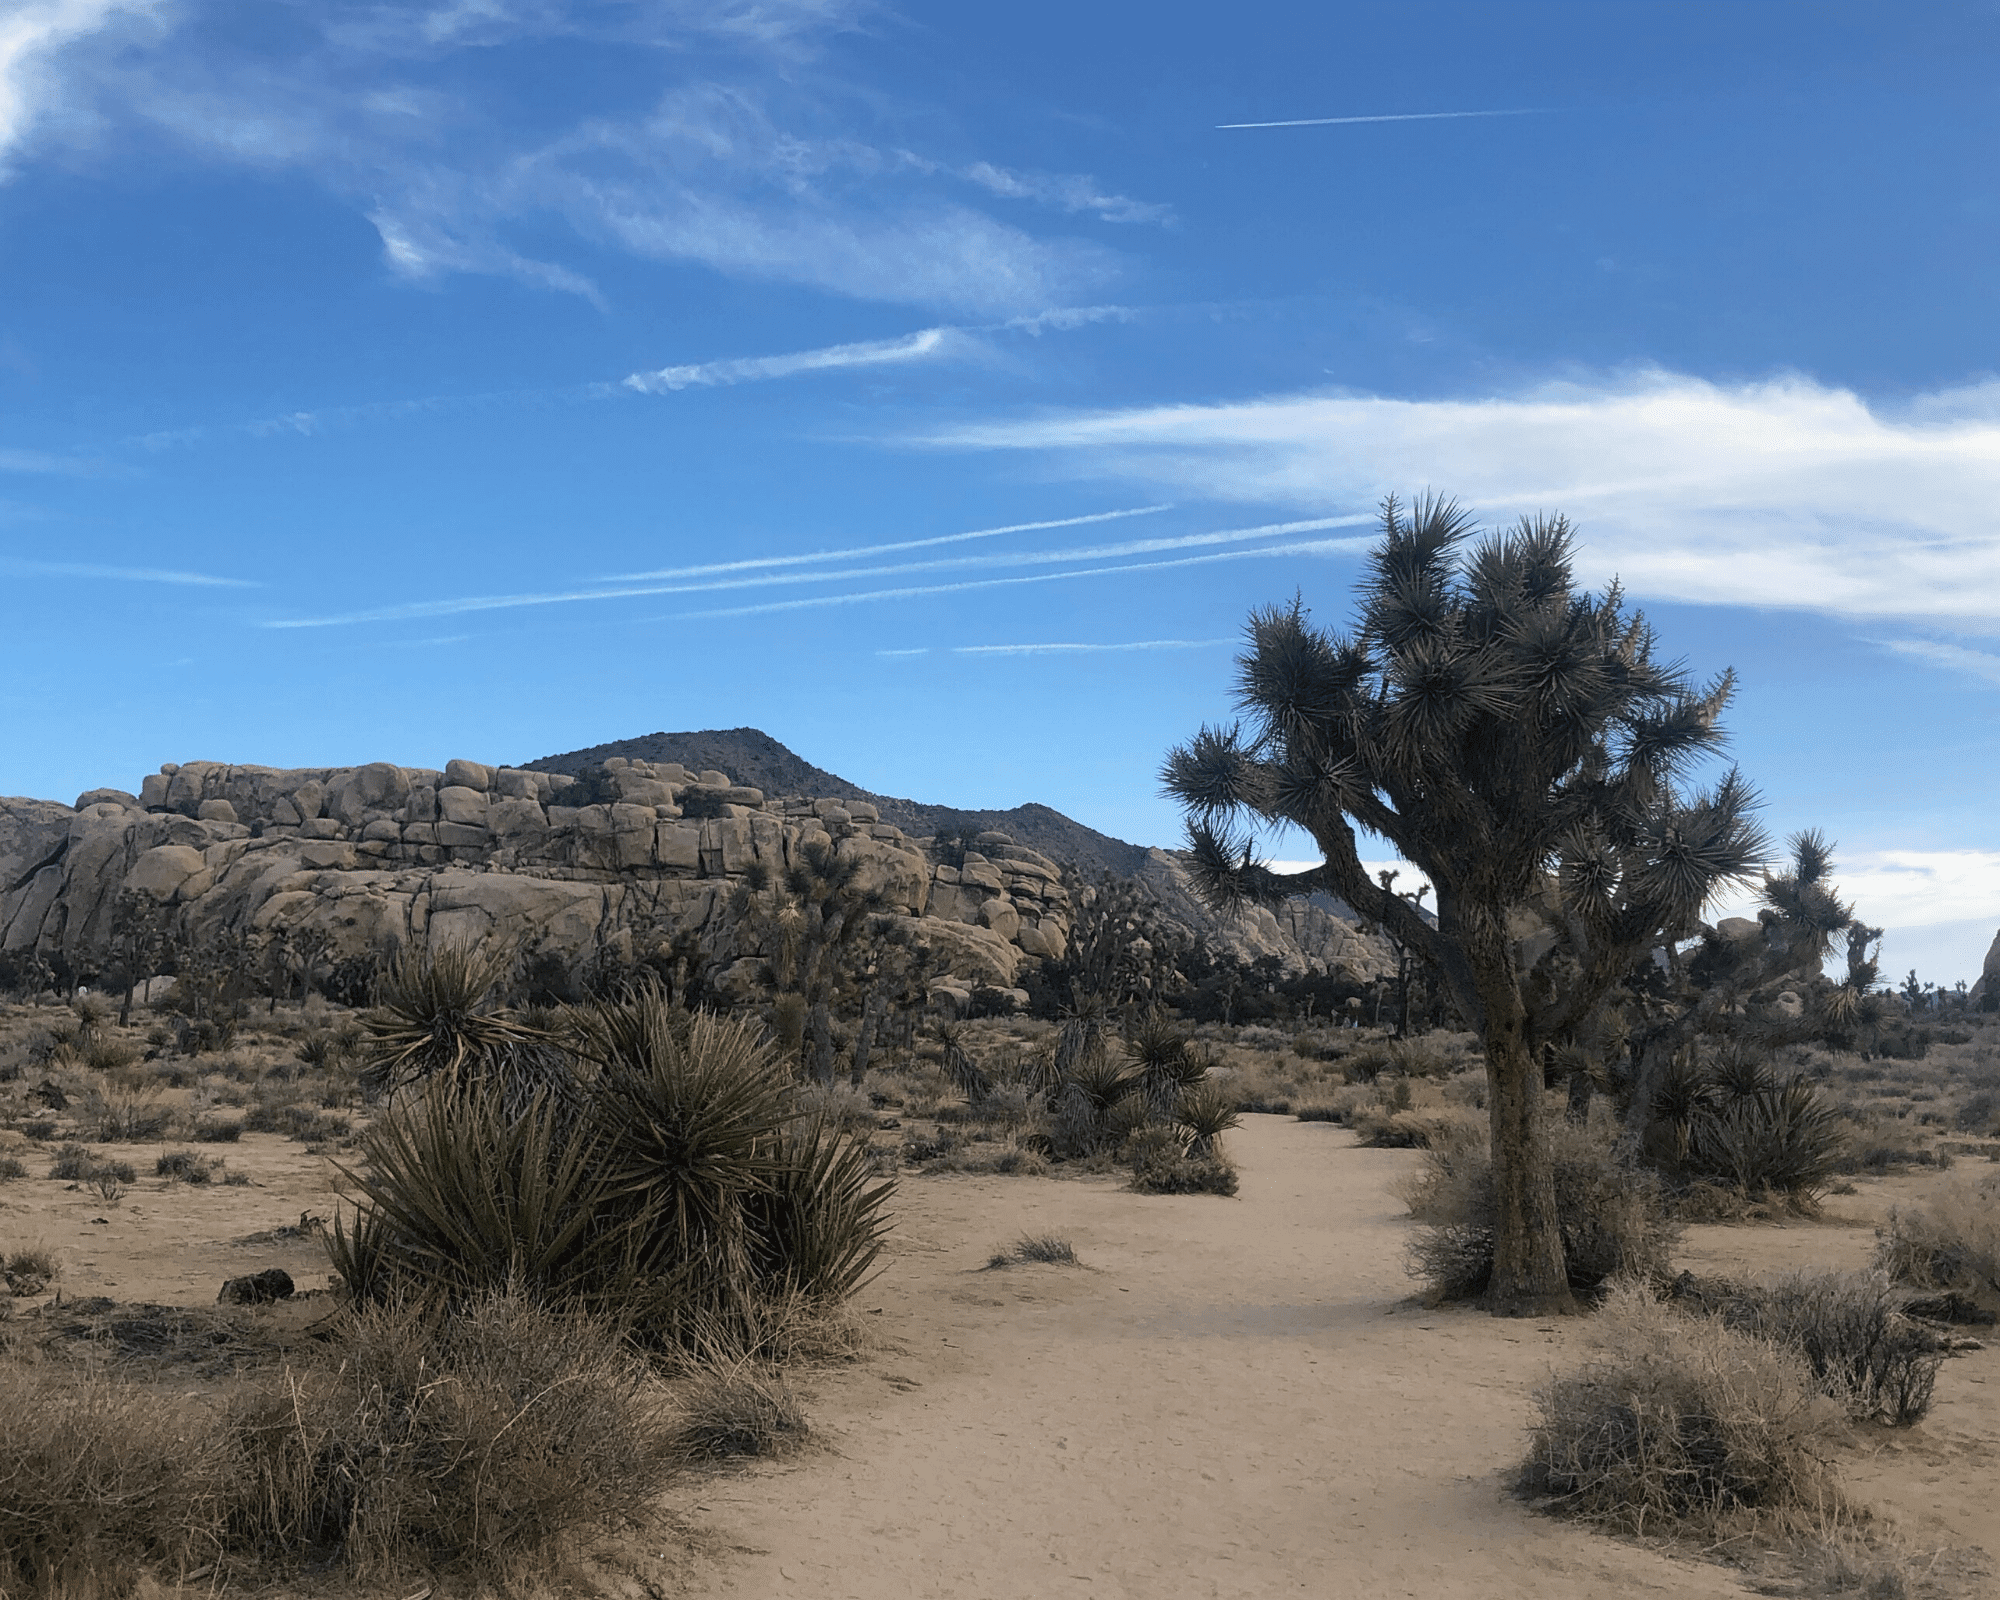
[523,727,1153,879]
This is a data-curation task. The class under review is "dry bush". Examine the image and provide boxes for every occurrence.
[1127,1145,1240,1195]
[1523,1280,1848,1535]
[234,1294,678,1581]
[987,1234,1078,1268]
[928,1137,1051,1177]
[1403,1117,1678,1302]
[1874,1172,2000,1313]
[3,1248,61,1295]
[1716,1272,1946,1426]
[154,1150,218,1184]
[44,1145,135,1186]
[669,1366,809,1459]
[0,1363,233,1595]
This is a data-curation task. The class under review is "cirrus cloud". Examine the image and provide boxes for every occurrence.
[930,369,2000,628]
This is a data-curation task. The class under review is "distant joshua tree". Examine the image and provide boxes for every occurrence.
[1164,495,1766,1315]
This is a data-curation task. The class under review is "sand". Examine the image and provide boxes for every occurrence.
[2,1116,1992,1597]
[678,1118,1997,1599]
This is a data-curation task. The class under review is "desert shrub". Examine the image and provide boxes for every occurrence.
[791,1080,876,1135]
[988,1234,1078,1267]
[155,1150,218,1184]
[190,1116,244,1143]
[45,1142,93,1180]
[1128,1147,1240,1196]
[669,1366,808,1459]
[1953,1088,2000,1135]
[0,1156,26,1181]
[4,1247,60,1294]
[233,1294,677,1579]
[327,995,893,1348]
[44,1144,136,1186]
[1874,1172,2000,1311]
[1351,1104,1484,1150]
[0,1365,233,1594]
[84,1039,138,1073]
[931,1138,1050,1176]
[1716,1271,1944,1426]
[1522,1281,1846,1534]
[1403,1119,1678,1302]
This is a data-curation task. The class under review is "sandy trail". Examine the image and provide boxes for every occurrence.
[686,1116,1924,1600]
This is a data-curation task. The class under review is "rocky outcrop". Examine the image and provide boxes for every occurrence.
[1,752,1392,999]
[1972,927,2000,1008]
[0,758,1080,991]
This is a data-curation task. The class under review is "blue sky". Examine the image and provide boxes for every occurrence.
[1,0,1997,981]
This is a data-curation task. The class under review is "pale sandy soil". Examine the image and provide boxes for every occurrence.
[1,1116,1992,1599]
[678,1119,1998,1600]
[0,1129,344,1306]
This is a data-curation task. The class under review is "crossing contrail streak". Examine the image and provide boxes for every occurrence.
[1216,109,1544,130]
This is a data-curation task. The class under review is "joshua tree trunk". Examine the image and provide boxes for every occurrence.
[849,989,884,1086]
[807,997,836,1085]
[1485,1023,1575,1315]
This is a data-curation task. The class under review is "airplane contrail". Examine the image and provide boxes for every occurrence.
[1216,109,1545,130]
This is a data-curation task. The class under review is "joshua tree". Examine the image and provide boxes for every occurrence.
[1164,495,1766,1314]
[730,839,891,1083]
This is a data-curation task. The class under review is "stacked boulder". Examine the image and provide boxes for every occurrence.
[0,756,1077,996]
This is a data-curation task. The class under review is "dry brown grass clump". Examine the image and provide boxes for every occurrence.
[1874,1171,2000,1317]
[1401,1116,1679,1302]
[669,1366,810,1459]
[0,1363,235,1595]
[235,1294,678,1580]
[1523,1280,1848,1535]
[0,1293,684,1596]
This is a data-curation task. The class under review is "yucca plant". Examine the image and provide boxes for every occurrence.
[1687,1077,1846,1201]
[933,1022,991,1102]
[1174,1080,1245,1160]
[576,996,796,1325]
[359,943,549,1094]
[331,986,895,1347]
[1124,1006,1209,1117]
[745,1119,896,1304]
[1051,1053,1142,1158]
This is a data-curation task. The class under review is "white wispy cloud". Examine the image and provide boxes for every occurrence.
[623,326,967,393]
[26,8,1144,314]
[261,513,1367,628]
[0,445,104,474]
[1709,847,2000,956]
[1215,108,1544,130]
[1875,638,2000,687]
[0,0,156,166]
[932,370,2000,627]
[124,307,1137,456]
[4,558,257,586]
[953,638,1231,655]
[958,161,1172,224]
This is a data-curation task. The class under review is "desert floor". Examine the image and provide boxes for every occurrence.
[677,1117,1997,1600]
[3,1116,1993,1598]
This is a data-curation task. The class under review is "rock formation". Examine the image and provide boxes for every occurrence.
[2,752,1389,1000]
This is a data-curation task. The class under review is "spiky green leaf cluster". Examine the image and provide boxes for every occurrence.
[1164,493,1773,1046]
[328,986,894,1346]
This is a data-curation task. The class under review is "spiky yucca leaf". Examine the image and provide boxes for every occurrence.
[1174,1080,1245,1159]
[745,1118,896,1304]
[360,942,544,1092]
